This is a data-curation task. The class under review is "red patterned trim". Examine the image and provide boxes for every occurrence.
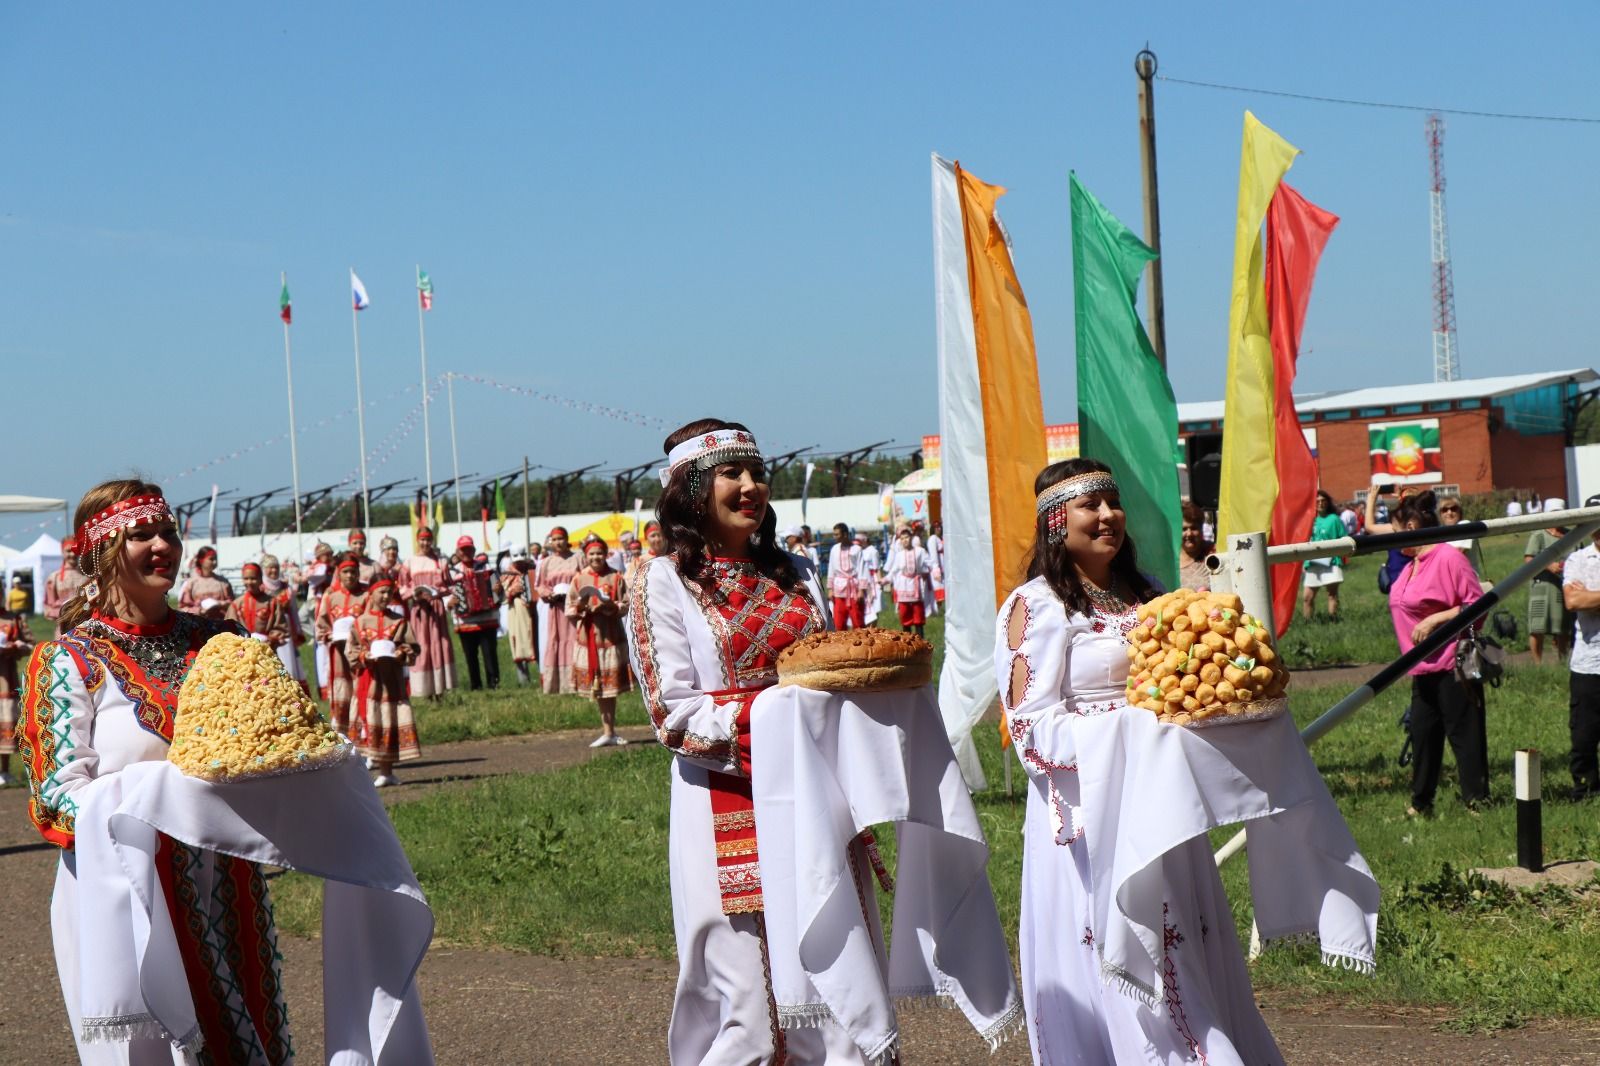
[1161,902,1207,1064]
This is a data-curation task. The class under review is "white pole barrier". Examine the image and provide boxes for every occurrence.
[1215,517,1600,868]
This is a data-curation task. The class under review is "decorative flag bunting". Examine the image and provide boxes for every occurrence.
[931,153,1048,788]
[351,270,371,311]
[453,373,669,429]
[1218,112,1299,548]
[417,269,434,311]
[1069,171,1183,593]
[279,281,292,325]
[1264,181,1340,634]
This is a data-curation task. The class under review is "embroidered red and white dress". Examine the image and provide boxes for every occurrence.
[629,554,874,1065]
[534,550,582,694]
[398,553,456,699]
[995,577,1282,1066]
[18,610,293,1064]
[315,586,367,735]
[351,610,422,765]
[567,567,631,699]
[0,612,34,755]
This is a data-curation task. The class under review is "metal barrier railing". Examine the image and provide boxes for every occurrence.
[1205,505,1600,868]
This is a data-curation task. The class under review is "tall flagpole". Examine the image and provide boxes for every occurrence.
[350,269,372,526]
[416,265,435,527]
[281,272,305,566]
[447,371,464,527]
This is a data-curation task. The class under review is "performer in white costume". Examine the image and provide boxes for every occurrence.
[996,458,1284,1066]
[853,531,881,627]
[629,419,871,1065]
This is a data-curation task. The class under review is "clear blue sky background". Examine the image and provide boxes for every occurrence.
[4,2,1596,542]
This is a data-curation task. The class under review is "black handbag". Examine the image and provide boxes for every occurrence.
[1455,629,1506,688]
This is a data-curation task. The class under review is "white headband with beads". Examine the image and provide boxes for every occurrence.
[1037,472,1119,542]
[659,429,762,488]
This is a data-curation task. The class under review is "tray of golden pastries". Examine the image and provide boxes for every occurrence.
[170,633,351,781]
[1123,589,1291,728]
[776,629,933,692]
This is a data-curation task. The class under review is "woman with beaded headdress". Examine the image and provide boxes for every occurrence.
[568,534,631,748]
[315,554,367,735]
[18,479,295,1061]
[626,419,872,1064]
[397,525,456,699]
[373,534,403,585]
[176,545,233,616]
[994,459,1282,1064]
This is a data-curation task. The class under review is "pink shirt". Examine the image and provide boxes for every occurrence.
[1389,544,1482,676]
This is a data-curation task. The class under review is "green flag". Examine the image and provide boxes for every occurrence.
[1070,172,1182,591]
[494,478,507,532]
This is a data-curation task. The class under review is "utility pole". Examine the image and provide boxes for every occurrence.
[1135,46,1167,369]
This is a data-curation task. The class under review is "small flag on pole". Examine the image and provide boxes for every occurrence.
[417,269,434,311]
[351,270,371,311]
[494,478,507,532]
[279,280,292,324]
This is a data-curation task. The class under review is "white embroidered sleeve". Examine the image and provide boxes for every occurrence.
[626,558,739,774]
[994,584,1078,776]
[19,641,102,849]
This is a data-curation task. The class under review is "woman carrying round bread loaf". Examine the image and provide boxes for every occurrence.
[627,418,879,1065]
[18,479,295,1062]
[994,458,1283,1065]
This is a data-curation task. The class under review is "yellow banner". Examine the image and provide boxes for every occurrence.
[954,164,1048,607]
[1218,112,1298,542]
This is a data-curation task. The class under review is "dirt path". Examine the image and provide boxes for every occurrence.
[5,726,1599,1063]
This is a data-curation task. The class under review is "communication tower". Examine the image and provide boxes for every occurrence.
[1427,113,1461,382]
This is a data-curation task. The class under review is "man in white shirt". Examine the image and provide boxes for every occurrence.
[826,524,862,629]
[1562,493,1600,800]
[854,531,881,626]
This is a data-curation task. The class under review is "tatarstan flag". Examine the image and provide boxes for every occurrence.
[279,281,292,324]
[418,268,434,311]
[1369,420,1442,484]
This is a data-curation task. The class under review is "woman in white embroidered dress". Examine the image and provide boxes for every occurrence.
[996,458,1282,1066]
[628,418,869,1065]
[19,480,293,1064]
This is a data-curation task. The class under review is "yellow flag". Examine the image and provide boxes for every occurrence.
[1218,112,1299,542]
[954,164,1048,607]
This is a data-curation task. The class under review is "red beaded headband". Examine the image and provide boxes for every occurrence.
[368,577,395,591]
[336,558,360,573]
[76,495,174,553]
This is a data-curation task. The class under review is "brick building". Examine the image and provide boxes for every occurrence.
[1178,369,1596,509]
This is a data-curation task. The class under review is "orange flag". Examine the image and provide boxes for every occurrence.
[954,164,1048,608]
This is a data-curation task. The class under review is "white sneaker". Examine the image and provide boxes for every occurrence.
[372,774,398,788]
[0,772,15,788]
[365,758,377,770]
[588,734,611,748]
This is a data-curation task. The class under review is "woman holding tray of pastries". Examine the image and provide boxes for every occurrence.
[568,534,631,748]
[18,479,296,1062]
[352,577,421,786]
[995,458,1283,1065]
[627,418,878,1065]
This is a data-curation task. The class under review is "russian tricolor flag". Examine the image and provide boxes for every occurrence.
[351,270,371,311]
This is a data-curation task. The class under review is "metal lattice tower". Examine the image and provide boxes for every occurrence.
[1427,113,1461,382]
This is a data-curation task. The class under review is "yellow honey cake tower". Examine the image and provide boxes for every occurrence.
[171,632,348,781]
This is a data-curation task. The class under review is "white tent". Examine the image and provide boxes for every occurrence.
[0,494,67,514]
[6,533,64,615]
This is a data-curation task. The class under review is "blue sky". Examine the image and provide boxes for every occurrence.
[4,2,1596,541]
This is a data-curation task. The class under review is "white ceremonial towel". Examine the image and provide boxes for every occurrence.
[1075,709,1379,1006]
[752,684,1022,1065]
[75,755,435,1064]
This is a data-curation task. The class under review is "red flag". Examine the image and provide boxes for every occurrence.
[1264,182,1339,637]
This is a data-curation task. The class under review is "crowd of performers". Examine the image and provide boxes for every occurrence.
[5,416,1380,1064]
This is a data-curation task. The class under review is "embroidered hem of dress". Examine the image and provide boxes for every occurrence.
[1099,957,1162,1011]
[776,989,1026,1059]
[80,1013,202,1051]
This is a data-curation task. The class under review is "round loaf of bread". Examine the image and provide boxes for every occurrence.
[776,629,934,692]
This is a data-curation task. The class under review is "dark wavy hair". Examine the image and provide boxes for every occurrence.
[1393,489,1440,529]
[656,418,802,591]
[1025,457,1158,616]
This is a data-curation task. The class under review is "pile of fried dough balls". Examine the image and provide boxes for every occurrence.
[1124,589,1289,725]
